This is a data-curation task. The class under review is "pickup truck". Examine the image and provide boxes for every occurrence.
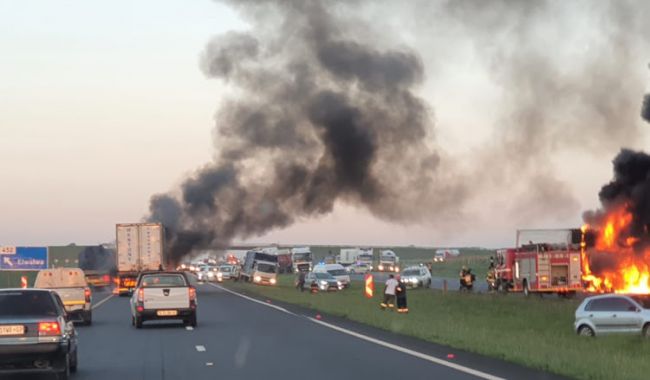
[130,271,197,329]
[34,268,93,326]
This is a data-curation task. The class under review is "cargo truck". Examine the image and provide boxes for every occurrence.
[291,247,313,273]
[260,247,293,274]
[336,248,360,266]
[377,250,400,272]
[238,251,278,285]
[115,223,166,296]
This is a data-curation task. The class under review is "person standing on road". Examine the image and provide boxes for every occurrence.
[297,271,306,292]
[380,274,398,310]
[395,275,408,313]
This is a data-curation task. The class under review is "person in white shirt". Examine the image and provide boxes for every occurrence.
[380,274,398,310]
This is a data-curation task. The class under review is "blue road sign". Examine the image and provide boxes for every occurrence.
[0,247,48,270]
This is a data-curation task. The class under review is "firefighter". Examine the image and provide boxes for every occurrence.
[296,270,306,292]
[459,266,475,291]
[395,275,408,313]
[380,274,398,310]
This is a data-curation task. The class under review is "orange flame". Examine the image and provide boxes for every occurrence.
[582,206,650,294]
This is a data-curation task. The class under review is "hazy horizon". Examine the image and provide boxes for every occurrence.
[2,1,649,250]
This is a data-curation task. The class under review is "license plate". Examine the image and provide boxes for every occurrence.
[0,325,25,336]
[156,310,178,316]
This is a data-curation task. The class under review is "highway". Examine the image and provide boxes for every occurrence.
[9,278,564,380]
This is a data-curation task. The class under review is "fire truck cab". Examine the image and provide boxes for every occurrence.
[495,229,583,296]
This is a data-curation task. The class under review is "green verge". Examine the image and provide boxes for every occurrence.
[223,275,650,380]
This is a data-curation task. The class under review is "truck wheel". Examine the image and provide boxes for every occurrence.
[188,312,197,328]
[135,315,143,329]
[84,311,92,326]
[523,280,530,297]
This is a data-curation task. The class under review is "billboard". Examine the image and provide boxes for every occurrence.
[0,247,48,270]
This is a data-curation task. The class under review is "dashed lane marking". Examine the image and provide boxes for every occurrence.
[186,326,194,331]
[92,294,114,310]
[195,345,206,352]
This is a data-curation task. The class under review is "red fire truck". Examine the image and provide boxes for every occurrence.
[495,229,584,296]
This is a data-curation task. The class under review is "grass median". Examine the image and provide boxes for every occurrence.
[222,274,650,380]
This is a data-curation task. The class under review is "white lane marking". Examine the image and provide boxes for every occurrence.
[195,345,206,352]
[206,362,214,366]
[213,284,504,380]
[92,294,114,310]
[186,326,194,331]
[208,283,294,315]
[307,317,505,380]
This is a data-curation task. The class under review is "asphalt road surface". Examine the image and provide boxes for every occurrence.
[8,279,565,380]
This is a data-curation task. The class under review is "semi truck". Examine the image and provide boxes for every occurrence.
[260,247,293,273]
[115,223,166,296]
[238,251,279,285]
[291,247,313,273]
[357,248,374,268]
[377,250,400,272]
[336,248,360,266]
[494,229,584,296]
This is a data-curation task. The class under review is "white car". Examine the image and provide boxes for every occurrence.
[574,294,650,337]
[314,264,351,288]
[347,263,371,274]
[400,266,431,288]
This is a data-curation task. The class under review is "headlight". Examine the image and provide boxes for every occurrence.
[270,278,276,285]
[337,281,342,286]
[378,265,384,270]
[320,280,327,285]
[216,272,222,278]
[254,276,262,282]
[208,272,215,277]
[410,278,418,283]
[395,267,399,272]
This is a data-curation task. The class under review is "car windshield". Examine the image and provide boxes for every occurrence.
[315,273,334,280]
[328,269,347,276]
[631,295,650,309]
[0,291,58,317]
[257,263,276,273]
[402,270,419,276]
[220,267,232,272]
[382,257,396,262]
[140,274,187,287]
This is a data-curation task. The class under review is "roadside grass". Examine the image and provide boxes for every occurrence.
[223,275,650,380]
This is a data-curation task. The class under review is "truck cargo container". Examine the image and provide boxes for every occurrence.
[115,223,166,296]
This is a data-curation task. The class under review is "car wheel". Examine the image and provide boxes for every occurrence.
[70,348,78,373]
[135,315,143,329]
[578,325,595,337]
[57,353,70,380]
[642,323,650,338]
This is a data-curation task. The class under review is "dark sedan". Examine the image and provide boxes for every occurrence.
[0,289,78,379]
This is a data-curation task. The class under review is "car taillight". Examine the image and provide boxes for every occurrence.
[137,288,144,303]
[189,287,196,301]
[103,275,110,283]
[38,322,61,336]
[84,287,91,303]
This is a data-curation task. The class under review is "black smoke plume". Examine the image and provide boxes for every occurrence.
[585,149,650,249]
[148,1,459,262]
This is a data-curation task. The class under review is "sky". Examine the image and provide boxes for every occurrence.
[1,0,649,249]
